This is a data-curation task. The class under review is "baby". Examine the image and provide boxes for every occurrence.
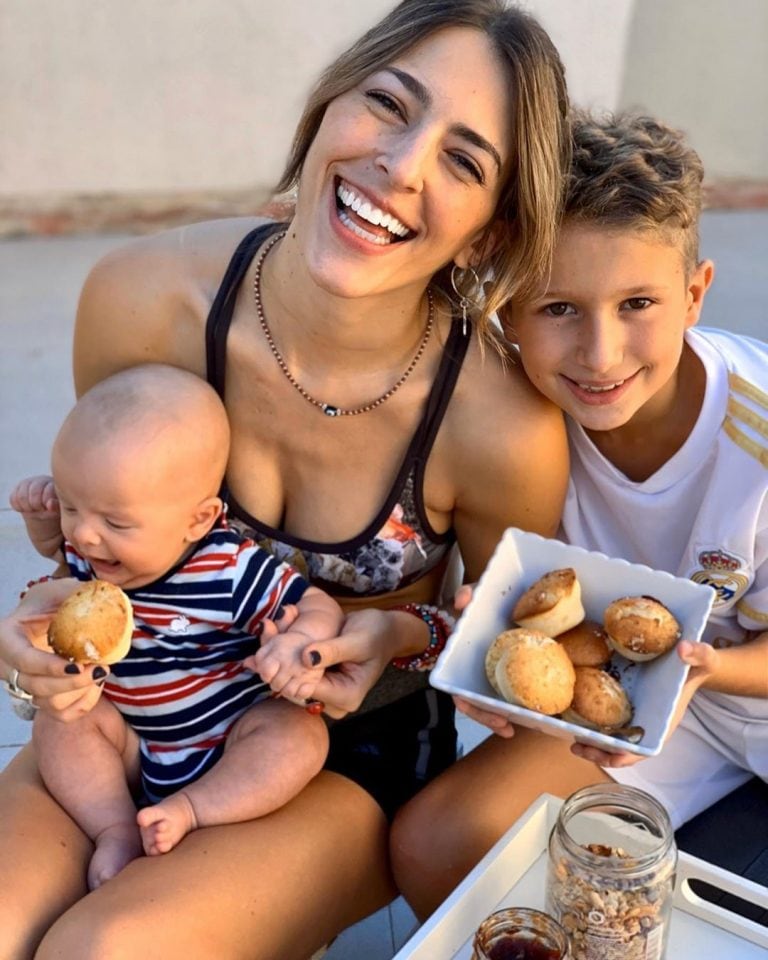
[12,364,342,889]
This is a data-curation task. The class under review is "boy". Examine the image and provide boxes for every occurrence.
[11,364,342,889]
[501,111,768,827]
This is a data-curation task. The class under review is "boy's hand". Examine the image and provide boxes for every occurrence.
[571,639,720,768]
[9,475,63,559]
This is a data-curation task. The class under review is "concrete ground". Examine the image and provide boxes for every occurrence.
[1,210,766,955]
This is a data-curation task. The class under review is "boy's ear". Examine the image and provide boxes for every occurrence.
[185,496,223,542]
[684,259,714,330]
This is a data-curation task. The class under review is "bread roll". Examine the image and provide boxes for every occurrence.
[557,619,611,668]
[485,629,520,693]
[562,666,633,731]
[493,627,576,715]
[511,568,585,637]
[47,580,133,664]
[603,595,681,662]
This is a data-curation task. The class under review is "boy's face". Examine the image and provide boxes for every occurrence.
[504,222,713,434]
[53,437,219,590]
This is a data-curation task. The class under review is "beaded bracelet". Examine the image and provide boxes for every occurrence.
[19,574,55,600]
[391,603,456,672]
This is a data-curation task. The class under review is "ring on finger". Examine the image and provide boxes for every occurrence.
[5,668,34,701]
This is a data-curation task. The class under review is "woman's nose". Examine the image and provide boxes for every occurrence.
[376,128,434,192]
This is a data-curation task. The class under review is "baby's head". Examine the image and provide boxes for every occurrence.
[504,111,713,434]
[52,364,230,589]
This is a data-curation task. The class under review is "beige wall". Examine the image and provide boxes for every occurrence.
[620,0,768,179]
[0,0,765,200]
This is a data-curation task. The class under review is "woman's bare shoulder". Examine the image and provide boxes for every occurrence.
[453,337,562,434]
[73,217,272,394]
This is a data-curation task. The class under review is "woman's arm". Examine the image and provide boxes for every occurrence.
[447,359,569,581]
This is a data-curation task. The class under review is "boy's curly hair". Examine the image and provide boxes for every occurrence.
[565,111,704,272]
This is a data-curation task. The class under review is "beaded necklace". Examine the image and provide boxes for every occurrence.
[253,229,434,417]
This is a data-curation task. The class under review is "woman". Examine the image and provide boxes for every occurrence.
[0,1,569,957]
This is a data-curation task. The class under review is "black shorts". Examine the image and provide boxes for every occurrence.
[325,687,457,820]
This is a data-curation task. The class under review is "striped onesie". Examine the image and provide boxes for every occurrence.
[64,526,309,802]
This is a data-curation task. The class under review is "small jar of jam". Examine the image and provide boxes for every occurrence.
[471,907,571,960]
[546,783,677,960]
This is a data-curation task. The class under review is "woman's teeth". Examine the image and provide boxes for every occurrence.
[336,183,410,242]
[578,380,625,393]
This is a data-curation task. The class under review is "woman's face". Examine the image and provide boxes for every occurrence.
[292,26,513,301]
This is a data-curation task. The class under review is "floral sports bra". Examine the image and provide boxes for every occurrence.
[205,223,472,598]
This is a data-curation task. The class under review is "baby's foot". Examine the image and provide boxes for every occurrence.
[137,791,198,855]
[88,822,144,890]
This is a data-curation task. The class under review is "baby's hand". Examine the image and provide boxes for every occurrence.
[10,475,63,559]
[245,620,324,704]
[9,475,59,518]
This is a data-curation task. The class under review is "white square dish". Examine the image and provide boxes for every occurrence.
[430,528,715,756]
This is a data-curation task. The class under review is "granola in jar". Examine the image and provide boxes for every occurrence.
[546,784,676,960]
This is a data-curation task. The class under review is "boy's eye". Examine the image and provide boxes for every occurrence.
[365,89,405,120]
[623,297,653,310]
[543,302,575,318]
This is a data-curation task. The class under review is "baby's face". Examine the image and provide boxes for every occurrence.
[53,439,205,590]
[503,222,710,434]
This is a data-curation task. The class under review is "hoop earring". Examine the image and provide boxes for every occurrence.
[450,264,481,336]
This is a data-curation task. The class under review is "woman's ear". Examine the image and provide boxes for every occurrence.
[453,222,504,271]
[685,259,714,329]
[185,496,223,542]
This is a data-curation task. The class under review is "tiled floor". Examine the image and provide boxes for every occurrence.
[1,212,767,956]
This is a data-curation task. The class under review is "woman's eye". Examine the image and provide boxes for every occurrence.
[623,297,653,310]
[365,90,404,119]
[449,152,484,185]
[543,302,575,318]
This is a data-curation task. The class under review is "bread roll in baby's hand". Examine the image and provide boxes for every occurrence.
[47,580,133,664]
[492,628,576,715]
[603,595,681,662]
[511,568,585,637]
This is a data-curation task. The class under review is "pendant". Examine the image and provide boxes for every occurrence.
[322,404,341,417]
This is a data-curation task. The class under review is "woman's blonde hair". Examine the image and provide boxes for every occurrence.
[275,0,570,340]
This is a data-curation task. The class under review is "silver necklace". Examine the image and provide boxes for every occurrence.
[252,229,434,417]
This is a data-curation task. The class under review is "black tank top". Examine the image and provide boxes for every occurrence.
[205,222,471,598]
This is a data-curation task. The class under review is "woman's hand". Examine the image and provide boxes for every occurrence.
[299,608,411,719]
[2,579,109,721]
[454,696,517,738]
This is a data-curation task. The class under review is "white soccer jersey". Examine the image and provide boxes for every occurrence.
[562,327,768,724]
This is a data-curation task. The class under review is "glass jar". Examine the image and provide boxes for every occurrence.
[546,784,677,960]
[472,907,571,960]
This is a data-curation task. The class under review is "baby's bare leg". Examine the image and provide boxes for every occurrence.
[33,697,143,890]
[137,698,328,855]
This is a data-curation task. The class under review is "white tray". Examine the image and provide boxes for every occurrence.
[393,794,768,959]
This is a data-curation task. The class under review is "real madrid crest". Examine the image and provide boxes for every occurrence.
[691,548,749,607]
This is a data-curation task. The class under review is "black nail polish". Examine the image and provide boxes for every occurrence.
[64,663,81,675]
[309,650,321,666]
[275,605,285,619]
[95,676,107,686]
[92,666,108,680]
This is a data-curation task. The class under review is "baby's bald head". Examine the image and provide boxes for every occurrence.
[53,364,230,500]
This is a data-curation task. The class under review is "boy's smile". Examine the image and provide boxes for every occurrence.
[505,222,713,437]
